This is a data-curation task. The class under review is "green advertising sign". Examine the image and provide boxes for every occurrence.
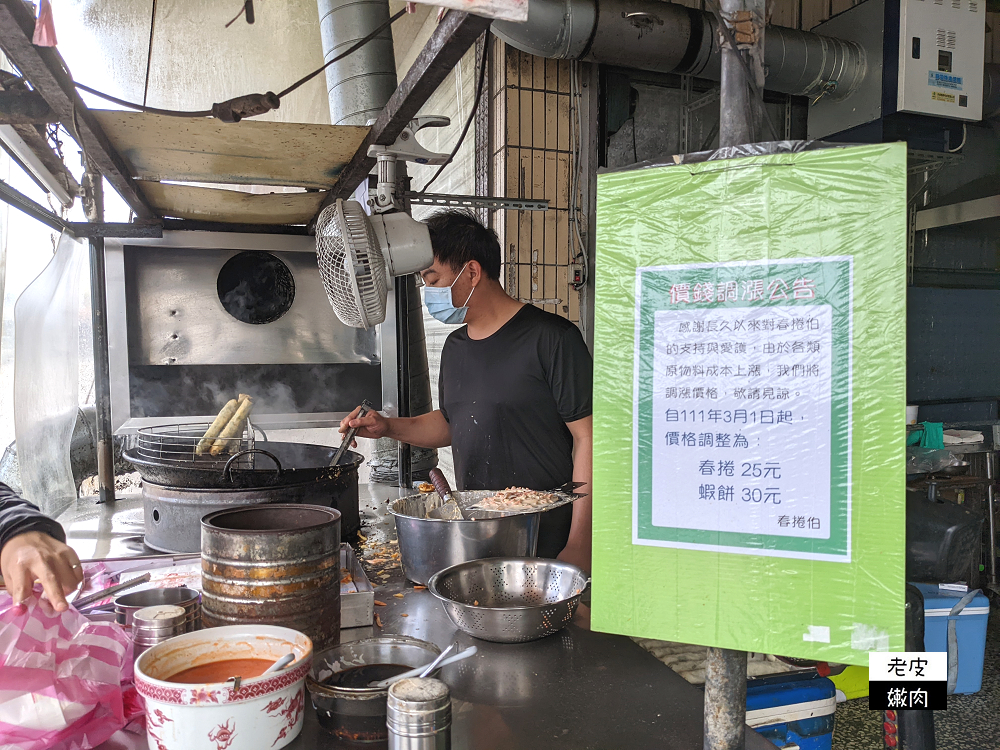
[592,144,907,664]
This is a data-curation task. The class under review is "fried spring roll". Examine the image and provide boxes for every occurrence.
[222,394,253,455]
[196,398,239,455]
[210,396,255,456]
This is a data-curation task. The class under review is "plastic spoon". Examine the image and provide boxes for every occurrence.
[419,643,455,677]
[370,645,478,688]
[264,653,296,674]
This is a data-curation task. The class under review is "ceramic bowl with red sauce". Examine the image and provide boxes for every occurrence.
[135,624,313,750]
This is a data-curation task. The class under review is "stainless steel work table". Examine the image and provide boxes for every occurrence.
[58,484,773,750]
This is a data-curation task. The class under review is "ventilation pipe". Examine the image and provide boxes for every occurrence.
[318,0,399,125]
[492,0,867,102]
[317,0,437,482]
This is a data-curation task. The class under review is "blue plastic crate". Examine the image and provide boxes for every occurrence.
[746,674,836,750]
[912,582,989,695]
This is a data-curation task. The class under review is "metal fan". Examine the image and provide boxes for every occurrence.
[315,117,450,329]
[315,199,433,328]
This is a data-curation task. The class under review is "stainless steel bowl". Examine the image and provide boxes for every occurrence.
[389,492,540,585]
[306,635,441,743]
[427,557,589,643]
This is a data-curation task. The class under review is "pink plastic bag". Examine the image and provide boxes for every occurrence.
[0,592,136,750]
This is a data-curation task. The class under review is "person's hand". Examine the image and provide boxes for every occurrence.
[338,405,392,443]
[1,531,82,611]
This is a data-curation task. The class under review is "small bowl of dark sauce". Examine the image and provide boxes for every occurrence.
[307,635,441,744]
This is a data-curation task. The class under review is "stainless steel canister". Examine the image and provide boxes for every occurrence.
[201,504,342,649]
[115,586,201,632]
[386,678,451,750]
[131,604,186,660]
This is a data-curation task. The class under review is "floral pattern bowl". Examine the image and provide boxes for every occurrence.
[135,624,312,750]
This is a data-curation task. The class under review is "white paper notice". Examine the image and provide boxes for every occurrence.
[650,305,833,539]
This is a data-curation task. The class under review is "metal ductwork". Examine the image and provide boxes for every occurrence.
[318,0,399,125]
[492,0,867,102]
[316,0,437,481]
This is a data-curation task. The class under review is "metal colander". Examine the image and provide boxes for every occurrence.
[315,198,388,329]
[427,558,590,643]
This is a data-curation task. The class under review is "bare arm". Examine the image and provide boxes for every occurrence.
[558,416,593,571]
[339,407,452,449]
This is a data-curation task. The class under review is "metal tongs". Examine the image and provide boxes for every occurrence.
[332,399,373,466]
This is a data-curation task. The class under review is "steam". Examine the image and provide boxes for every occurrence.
[129,363,382,418]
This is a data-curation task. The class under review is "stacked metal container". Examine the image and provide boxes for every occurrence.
[132,605,187,660]
[200,504,342,649]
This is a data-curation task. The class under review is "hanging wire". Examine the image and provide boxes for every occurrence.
[276,9,405,99]
[569,60,589,290]
[72,8,407,119]
[142,0,158,108]
[418,34,489,194]
[948,123,967,153]
[74,82,213,117]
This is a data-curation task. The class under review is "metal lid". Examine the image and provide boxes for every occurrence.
[387,678,451,735]
[133,604,186,628]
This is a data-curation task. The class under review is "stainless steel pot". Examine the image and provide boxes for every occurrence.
[389,492,540,585]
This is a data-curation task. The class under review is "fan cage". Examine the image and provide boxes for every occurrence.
[315,200,388,329]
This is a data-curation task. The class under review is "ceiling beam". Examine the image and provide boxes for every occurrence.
[5,122,81,197]
[0,89,56,124]
[320,12,491,212]
[0,0,156,218]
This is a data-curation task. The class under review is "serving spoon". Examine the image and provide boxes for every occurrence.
[370,645,478,688]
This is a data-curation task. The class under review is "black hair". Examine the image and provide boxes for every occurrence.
[423,210,502,281]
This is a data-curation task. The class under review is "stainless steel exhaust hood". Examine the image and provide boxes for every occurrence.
[106,230,398,432]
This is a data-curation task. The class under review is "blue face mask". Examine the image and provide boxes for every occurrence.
[424,262,475,324]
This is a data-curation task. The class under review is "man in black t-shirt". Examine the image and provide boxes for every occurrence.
[340,211,593,569]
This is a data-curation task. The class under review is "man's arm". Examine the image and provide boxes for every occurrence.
[339,407,452,449]
[558,416,593,571]
[0,482,82,610]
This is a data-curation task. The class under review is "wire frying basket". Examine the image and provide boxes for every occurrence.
[132,422,257,467]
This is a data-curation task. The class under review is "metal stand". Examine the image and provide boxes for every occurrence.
[396,276,412,490]
[82,164,115,504]
[985,449,999,596]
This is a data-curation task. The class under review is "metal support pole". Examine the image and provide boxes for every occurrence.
[986,449,998,589]
[396,276,412,490]
[703,0,764,747]
[704,647,747,750]
[82,165,115,504]
[717,0,765,147]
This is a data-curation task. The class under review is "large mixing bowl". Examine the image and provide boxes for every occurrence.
[428,557,589,643]
[389,491,540,585]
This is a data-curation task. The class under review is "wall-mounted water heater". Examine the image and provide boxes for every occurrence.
[809,0,985,140]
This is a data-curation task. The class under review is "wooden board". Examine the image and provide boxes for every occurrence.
[93,111,369,189]
[139,182,327,224]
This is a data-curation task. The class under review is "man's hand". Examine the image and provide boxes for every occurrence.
[1,531,83,611]
[339,404,392,444]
